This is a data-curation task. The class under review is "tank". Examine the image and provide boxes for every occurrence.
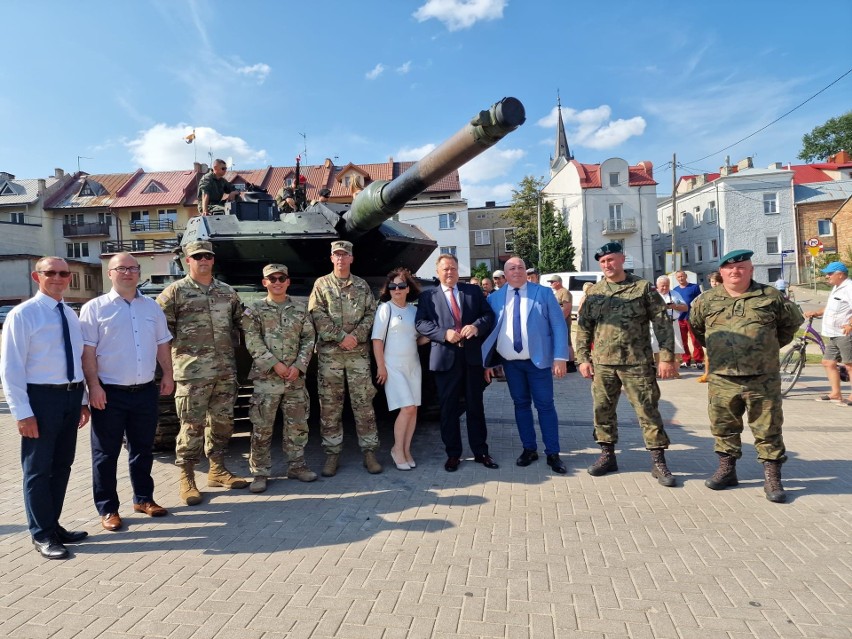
[178,97,526,289]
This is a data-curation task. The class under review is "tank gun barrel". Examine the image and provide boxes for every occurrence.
[343,97,525,237]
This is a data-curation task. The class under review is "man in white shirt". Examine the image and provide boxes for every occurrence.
[80,253,174,532]
[0,257,90,560]
[492,270,506,291]
[805,261,852,404]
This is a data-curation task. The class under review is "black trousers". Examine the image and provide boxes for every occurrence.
[433,353,489,458]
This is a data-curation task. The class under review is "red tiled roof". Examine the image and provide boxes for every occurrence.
[571,160,657,188]
[112,170,197,209]
[44,172,136,209]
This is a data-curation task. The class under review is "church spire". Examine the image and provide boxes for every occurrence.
[553,91,572,165]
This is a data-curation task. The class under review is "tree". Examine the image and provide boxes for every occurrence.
[798,111,852,163]
[470,262,490,280]
[507,175,575,272]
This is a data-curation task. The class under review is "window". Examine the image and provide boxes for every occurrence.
[439,245,457,256]
[680,211,687,230]
[69,273,80,289]
[97,212,112,225]
[609,203,623,227]
[141,181,164,194]
[64,213,84,225]
[439,212,457,230]
[504,229,515,252]
[101,241,110,252]
[693,205,701,227]
[711,238,719,259]
[158,209,177,224]
[708,201,717,223]
[817,219,833,236]
[766,236,779,254]
[79,183,94,197]
[474,230,491,245]
[84,274,94,290]
[233,183,246,191]
[130,240,145,251]
[768,267,782,282]
[66,242,89,259]
[665,215,673,234]
[130,210,149,222]
[681,247,689,265]
[763,193,778,215]
[609,172,619,187]
[10,211,25,224]
[476,213,487,219]
[696,243,704,263]
[286,178,295,187]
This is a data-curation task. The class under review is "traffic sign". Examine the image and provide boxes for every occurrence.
[781,249,795,255]
[808,246,821,257]
[806,238,820,248]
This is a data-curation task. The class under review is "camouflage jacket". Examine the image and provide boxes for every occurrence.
[576,273,674,365]
[156,276,242,381]
[241,296,315,390]
[689,281,803,376]
[197,170,233,213]
[308,273,376,354]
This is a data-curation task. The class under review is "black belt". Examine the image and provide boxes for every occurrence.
[28,382,84,391]
[102,381,156,393]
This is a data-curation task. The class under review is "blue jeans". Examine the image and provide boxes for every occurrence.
[502,359,560,455]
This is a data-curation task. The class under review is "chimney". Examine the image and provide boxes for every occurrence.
[0,171,14,181]
[37,179,46,195]
[637,160,653,178]
[736,157,753,171]
[769,162,783,170]
[485,201,496,208]
[54,168,64,179]
[829,150,851,163]
[200,163,209,174]
[193,162,202,173]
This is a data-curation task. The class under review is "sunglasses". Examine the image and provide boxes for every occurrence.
[38,270,72,278]
[387,282,408,291]
[266,275,288,283]
[110,266,141,274]
[191,253,214,261]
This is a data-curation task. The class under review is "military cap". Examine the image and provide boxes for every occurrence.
[594,241,623,261]
[262,263,288,277]
[546,274,562,283]
[331,240,353,255]
[821,261,848,274]
[719,249,753,266]
[184,240,215,257]
[319,188,332,197]
[526,267,539,275]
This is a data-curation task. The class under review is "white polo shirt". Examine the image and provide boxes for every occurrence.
[822,278,852,338]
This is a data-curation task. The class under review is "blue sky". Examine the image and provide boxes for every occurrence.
[1,0,850,206]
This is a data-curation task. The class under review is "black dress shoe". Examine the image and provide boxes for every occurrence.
[547,454,568,474]
[33,536,68,560]
[445,456,461,472]
[474,454,499,469]
[516,449,539,467]
[57,527,88,544]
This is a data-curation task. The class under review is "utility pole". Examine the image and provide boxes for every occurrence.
[670,153,677,273]
[536,191,542,266]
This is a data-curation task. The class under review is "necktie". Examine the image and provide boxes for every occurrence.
[57,302,74,382]
[512,288,523,353]
[449,288,462,332]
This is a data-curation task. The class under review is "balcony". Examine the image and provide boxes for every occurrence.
[102,239,179,253]
[63,222,110,237]
[601,217,638,236]
[130,220,175,233]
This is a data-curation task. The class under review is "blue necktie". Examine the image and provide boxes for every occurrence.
[57,302,75,382]
[512,288,523,353]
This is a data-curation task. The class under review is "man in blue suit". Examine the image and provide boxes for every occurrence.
[482,257,569,474]
[415,254,496,472]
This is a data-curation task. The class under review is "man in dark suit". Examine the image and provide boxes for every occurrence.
[415,254,496,472]
[482,257,570,474]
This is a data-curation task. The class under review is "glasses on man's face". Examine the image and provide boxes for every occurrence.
[387,282,408,291]
[192,253,215,261]
[266,275,288,283]
[38,270,72,278]
[110,266,141,274]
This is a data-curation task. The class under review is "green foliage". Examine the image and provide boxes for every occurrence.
[470,263,490,280]
[798,111,852,163]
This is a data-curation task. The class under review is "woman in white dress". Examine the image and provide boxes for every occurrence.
[372,268,429,470]
[651,275,686,375]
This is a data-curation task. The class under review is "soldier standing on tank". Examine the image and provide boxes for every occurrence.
[157,240,249,505]
[575,242,679,487]
[689,249,803,503]
[308,240,382,476]
[242,264,317,493]
[198,159,237,216]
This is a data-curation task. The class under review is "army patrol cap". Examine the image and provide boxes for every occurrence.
[331,240,353,255]
[719,249,753,266]
[594,241,623,261]
[319,188,332,197]
[821,261,849,274]
[546,274,562,283]
[184,240,215,257]
[262,264,288,277]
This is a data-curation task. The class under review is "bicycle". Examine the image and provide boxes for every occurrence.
[780,317,849,396]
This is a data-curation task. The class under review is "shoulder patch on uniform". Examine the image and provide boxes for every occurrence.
[243,308,253,316]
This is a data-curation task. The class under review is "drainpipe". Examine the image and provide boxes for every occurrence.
[637,185,646,279]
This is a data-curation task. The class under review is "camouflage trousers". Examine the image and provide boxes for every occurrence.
[174,377,237,466]
[316,350,378,454]
[248,379,310,476]
[591,363,670,448]
[707,372,786,463]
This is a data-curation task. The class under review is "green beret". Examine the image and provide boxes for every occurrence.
[594,241,623,261]
[719,249,753,266]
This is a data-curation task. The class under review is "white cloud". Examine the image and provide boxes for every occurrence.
[458,147,525,184]
[413,0,506,31]
[582,117,646,149]
[235,63,271,84]
[126,123,268,171]
[396,61,412,74]
[395,143,437,161]
[366,63,386,80]
[461,182,514,208]
[536,105,646,149]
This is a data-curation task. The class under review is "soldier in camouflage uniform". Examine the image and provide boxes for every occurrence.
[242,264,317,493]
[156,240,248,505]
[575,242,679,487]
[689,249,803,503]
[308,240,382,476]
[275,187,297,214]
[197,159,236,216]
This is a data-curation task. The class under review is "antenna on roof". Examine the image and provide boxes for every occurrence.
[77,156,92,173]
[299,132,308,166]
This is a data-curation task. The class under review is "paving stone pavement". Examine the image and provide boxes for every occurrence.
[1,364,850,639]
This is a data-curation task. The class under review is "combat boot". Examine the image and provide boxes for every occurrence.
[363,450,383,474]
[207,455,249,489]
[650,449,676,487]
[287,465,318,482]
[763,461,787,503]
[705,453,738,490]
[249,476,268,494]
[321,454,340,477]
[179,464,202,506]
[587,443,617,476]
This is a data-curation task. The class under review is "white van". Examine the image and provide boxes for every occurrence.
[541,271,605,318]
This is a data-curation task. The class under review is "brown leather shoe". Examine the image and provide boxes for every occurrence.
[133,501,168,517]
[444,456,461,472]
[101,513,122,531]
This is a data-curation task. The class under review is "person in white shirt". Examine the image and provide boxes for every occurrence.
[80,253,173,532]
[0,257,90,560]
[805,261,852,404]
